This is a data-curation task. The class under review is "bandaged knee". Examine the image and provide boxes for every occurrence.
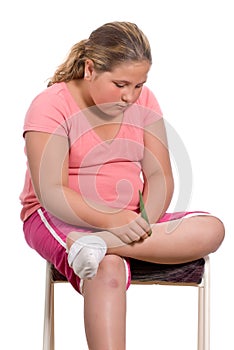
[68,235,107,279]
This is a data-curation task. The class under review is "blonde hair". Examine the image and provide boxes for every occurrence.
[48,21,152,86]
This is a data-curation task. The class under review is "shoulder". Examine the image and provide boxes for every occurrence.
[25,82,79,122]
[23,83,75,136]
[28,83,69,112]
[136,85,163,117]
[126,86,163,127]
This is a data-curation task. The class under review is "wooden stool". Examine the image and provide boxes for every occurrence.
[43,256,210,350]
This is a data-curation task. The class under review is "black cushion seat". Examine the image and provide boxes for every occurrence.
[50,257,205,285]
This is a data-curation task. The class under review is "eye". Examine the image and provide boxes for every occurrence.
[135,83,144,89]
[114,82,126,88]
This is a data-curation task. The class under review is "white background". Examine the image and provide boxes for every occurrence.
[1,0,233,349]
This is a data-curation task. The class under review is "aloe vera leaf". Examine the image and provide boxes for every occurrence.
[139,190,152,236]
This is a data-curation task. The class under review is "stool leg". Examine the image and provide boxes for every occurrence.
[198,257,210,350]
[43,262,55,350]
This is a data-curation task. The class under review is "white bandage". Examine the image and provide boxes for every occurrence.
[68,235,107,280]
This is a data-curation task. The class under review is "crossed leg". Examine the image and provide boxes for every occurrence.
[108,214,225,263]
[67,215,225,265]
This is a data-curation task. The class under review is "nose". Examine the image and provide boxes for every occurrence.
[121,94,130,103]
[121,89,134,103]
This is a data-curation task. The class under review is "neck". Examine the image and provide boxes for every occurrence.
[66,79,94,109]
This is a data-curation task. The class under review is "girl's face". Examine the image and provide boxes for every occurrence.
[85,60,151,116]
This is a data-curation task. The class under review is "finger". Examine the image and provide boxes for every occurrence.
[121,233,137,245]
[136,215,151,234]
[126,229,143,243]
[129,221,148,240]
[141,233,149,240]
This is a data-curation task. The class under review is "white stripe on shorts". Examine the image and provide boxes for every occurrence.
[37,208,67,249]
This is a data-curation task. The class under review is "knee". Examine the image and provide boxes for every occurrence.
[97,255,126,288]
[208,215,225,251]
[199,215,225,252]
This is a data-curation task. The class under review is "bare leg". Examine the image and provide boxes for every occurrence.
[82,255,127,350]
[109,215,225,263]
[67,215,225,264]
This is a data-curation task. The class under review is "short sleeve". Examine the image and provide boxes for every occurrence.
[23,87,71,137]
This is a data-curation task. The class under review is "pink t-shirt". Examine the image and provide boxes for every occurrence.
[20,82,162,221]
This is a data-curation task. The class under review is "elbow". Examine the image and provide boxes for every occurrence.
[164,172,174,204]
[168,173,174,197]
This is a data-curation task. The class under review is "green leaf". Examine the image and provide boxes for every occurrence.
[139,190,152,236]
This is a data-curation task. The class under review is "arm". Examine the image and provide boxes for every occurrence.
[141,118,174,223]
[25,131,121,227]
[25,131,150,242]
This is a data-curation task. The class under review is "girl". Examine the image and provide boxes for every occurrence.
[20,21,224,349]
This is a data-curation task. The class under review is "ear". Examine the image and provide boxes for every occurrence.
[84,59,95,80]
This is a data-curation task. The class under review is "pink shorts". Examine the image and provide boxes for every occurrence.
[23,208,209,294]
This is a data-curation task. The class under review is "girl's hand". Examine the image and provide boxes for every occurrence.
[106,210,151,244]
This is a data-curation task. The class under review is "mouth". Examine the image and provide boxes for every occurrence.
[115,103,130,110]
[93,102,131,117]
